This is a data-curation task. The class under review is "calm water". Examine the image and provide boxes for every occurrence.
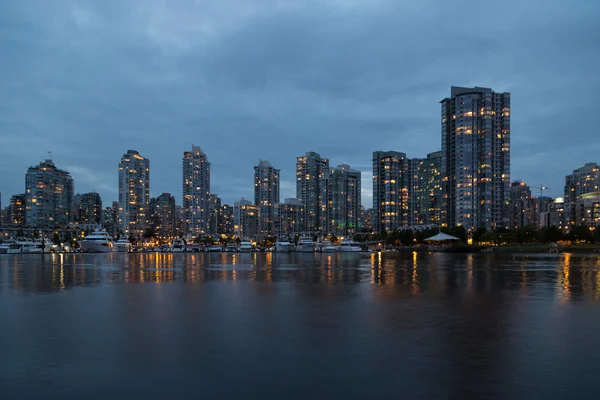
[2,252,600,399]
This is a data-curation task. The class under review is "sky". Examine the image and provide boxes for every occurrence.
[1,0,599,209]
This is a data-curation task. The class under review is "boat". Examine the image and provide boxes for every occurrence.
[238,239,254,253]
[80,230,116,253]
[171,238,186,253]
[115,236,132,253]
[207,244,224,252]
[275,238,295,253]
[0,239,16,254]
[339,239,362,252]
[322,244,340,253]
[225,243,238,252]
[297,236,316,253]
[33,238,53,253]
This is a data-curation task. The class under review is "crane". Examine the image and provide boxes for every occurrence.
[530,185,549,197]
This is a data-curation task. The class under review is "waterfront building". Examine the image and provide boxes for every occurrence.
[234,198,258,239]
[275,198,304,238]
[74,192,102,224]
[208,194,222,237]
[296,151,329,233]
[540,197,566,229]
[8,194,26,225]
[221,204,235,237]
[254,160,280,239]
[372,151,410,233]
[149,193,176,242]
[441,86,511,230]
[535,196,553,228]
[574,192,600,229]
[102,202,119,237]
[564,163,600,229]
[413,151,444,226]
[320,164,361,238]
[25,159,74,230]
[182,145,211,237]
[508,181,536,229]
[118,150,150,238]
[362,208,374,232]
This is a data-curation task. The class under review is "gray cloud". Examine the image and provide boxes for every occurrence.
[1,0,599,208]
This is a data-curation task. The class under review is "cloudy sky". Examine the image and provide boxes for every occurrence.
[1,0,598,208]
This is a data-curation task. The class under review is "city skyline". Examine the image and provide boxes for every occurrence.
[1,1,598,207]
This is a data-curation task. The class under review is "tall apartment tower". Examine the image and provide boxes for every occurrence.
[296,151,329,234]
[564,162,600,229]
[234,198,258,239]
[441,86,511,230]
[372,151,410,233]
[74,192,102,224]
[508,181,536,229]
[8,194,26,225]
[149,193,176,242]
[254,160,280,238]
[320,164,361,237]
[182,145,211,237]
[414,151,444,226]
[118,150,150,237]
[25,159,74,229]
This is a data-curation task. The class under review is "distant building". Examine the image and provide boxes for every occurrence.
[441,86,511,230]
[234,198,258,239]
[535,196,553,228]
[74,192,102,224]
[182,145,211,237]
[564,162,600,229]
[118,150,150,238]
[275,198,304,238]
[508,181,536,229]
[296,151,329,233]
[320,164,361,237]
[362,208,374,232]
[25,159,74,230]
[8,194,26,225]
[102,202,119,237]
[221,204,235,237]
[254,160,280,238]
[372,151,410,233]
[149,193,176,242]
[540,197,566,229]
[412,151,444,226]
[208,194,222,237]
[574,192,600,229]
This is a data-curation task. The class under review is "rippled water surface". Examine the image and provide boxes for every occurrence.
[2,252,600,399]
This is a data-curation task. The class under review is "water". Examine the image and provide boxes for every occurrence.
[2,252,600,399]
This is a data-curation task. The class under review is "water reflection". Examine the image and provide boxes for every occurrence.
[1,253,600,301]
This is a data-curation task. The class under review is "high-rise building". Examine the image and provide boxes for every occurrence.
[275,198,304,238]
[74,192,102,224]
[296,151,329,233]
[540,197,565,229]
[208,194,222,237]
[102,202,119,237]
[182,145,211,237]
[574,192,600,229]
[564,162,600,229]
[149,193,176,242]
[25,159,74,229]
[372,151,410,233]
[320,164,361,237]
[254,160,280,238]
[234,198,258,239]
[118,150,150,238]
[535,196,553,228]
[441,86,511,231]
[8,194,26,225]
[414,151,444,226]
[363,208,374,232]
[222,204,234,237]
[508,181,536,229]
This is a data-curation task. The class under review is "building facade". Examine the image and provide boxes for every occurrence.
[372,151,410,233]
[574,192,600,229]
[118,150,150,238]
[296,151,329,233]
[182,145,211,237]
[102,202,119,237]
[564,162,600,229]
[441,86,511,230]
[208,194,222,237]
[234,198,258,239]
[25,159,74,229]
[149,193,176,242]
[413,151,444,227]
[221,204,235,237]
[508,181,536,229]
[275,198,304,238]
[320,164,361,237]
[74,192,102,224]
[254,160,280,239]
[8,194,26,225]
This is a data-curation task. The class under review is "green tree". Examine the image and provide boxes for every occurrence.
[472,227,488,244]
[480,230,498,244]
[143,227,155,239]
[571,225,593,243]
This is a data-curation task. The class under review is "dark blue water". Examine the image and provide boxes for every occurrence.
[2,252,600,399]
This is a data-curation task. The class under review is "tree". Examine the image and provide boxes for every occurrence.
[479,231,498,244]
[52,233,61,245]
[143,227,155,239]
[330,235,338,244]
[472,227,488,244]
[571,225,593,243]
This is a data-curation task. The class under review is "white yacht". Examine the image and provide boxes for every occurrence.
[115,236,132,253]
[275,238,295,253]
[225,243,238,252]
[238,239,254,253]
[297,236,316,253]
[29,238,52,254]
[339,239,362,252]
[0,239,16,254]
[171,238,186,253]
[322,243,340,253]
[207,244,224,252]
[80,230,116,253]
